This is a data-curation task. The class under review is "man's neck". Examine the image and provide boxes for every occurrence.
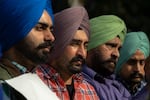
[50,61,74,85]
[65,76,73,85]
[57,69,73,85]
[117,76,142,95]
[2,47,36,72]
[129,83,140,94]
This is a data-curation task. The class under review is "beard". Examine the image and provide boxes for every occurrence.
[90,51,116,77]
[16,40,54,64]
[127,72,144,84]
[68,55,85,74]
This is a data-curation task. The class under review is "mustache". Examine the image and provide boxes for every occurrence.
[37,41,54,49]
[130,72,144,79]
[106,58,117,65]
[71,55,85,64]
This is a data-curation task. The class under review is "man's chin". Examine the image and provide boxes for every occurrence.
[105,63,115,72]
[106,67,115,75]
[70,66,82,74]
[131,78,142,83]
[34,54,49,64]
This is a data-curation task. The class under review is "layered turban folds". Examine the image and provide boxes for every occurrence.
[0,0,53,57]
[88,15,127,51]
[49,7,90,60]
[115,32,150,75]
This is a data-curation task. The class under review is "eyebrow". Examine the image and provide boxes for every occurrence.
[129,58,145,61]
[37,22,49,27]
[71,39,89,44]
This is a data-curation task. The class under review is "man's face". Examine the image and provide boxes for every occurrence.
[120,49,145,85]
[56,30,88,74]
[88,37,122,76]
[16,10,54,64]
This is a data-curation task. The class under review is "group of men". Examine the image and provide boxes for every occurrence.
[0,0,150,100]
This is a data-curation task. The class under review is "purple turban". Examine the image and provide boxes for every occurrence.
[0,0,53,58]
[49,7,90,61]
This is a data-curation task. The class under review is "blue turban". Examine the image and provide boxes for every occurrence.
[0,0,53,58]
[115,32,150,75]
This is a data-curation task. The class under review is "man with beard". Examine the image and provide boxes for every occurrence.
[115,31,150,96]
[36,7,99,100]
[0,0,54,80]
[82,15,131,100]
[132,56,150,100]
[0,0,58,99]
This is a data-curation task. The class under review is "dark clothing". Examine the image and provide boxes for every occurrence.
[82,65,131,100]
[0,59,22,80]
[132,85,150,100]
[0,82,26,100]
[117,76,146,96]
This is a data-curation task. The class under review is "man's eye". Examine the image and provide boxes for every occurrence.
[127,60,135,65]
[70,42,78,46]
[35,26,44,31]
[140,60,145,66]
[84,44,88,49]
[106,44,113,49]
[50,28,54,34]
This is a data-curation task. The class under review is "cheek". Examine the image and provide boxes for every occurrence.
[65,47,77,56]
[26,38,40,49]
[23,36,36,50]
[59,56,68,65]
[120,65,132,77]
[141,68,145,75]
[98,49,110,61]
[62,48,75,61]
[27,31,44,46]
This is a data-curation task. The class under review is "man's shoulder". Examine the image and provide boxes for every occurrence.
[0,82,27,100]
[74,73,97,90]
[73,76,100,99]
[0,66,11,80]
[82,66,97,80]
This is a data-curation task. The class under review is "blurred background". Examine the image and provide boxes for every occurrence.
[52,0,150,39]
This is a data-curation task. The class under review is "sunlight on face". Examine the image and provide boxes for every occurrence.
[56,30,89,75]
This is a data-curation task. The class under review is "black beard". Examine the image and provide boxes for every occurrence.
[124,72,144,85]
[68,55,85,74]
[15,40,54,64]
[90,52,113,77]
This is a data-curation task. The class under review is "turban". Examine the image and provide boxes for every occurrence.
[88,15,127,51]
[49,7,90,60]
[0,0,53,58]
[115,32,150,75]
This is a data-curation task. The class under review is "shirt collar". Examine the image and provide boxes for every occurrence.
[38,64,83,82]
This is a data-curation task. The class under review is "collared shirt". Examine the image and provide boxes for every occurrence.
[0,58,28,80]
[36,64,99,100]
[132,85,150,100]
[82,65,131,100]
[117,76,146,96]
